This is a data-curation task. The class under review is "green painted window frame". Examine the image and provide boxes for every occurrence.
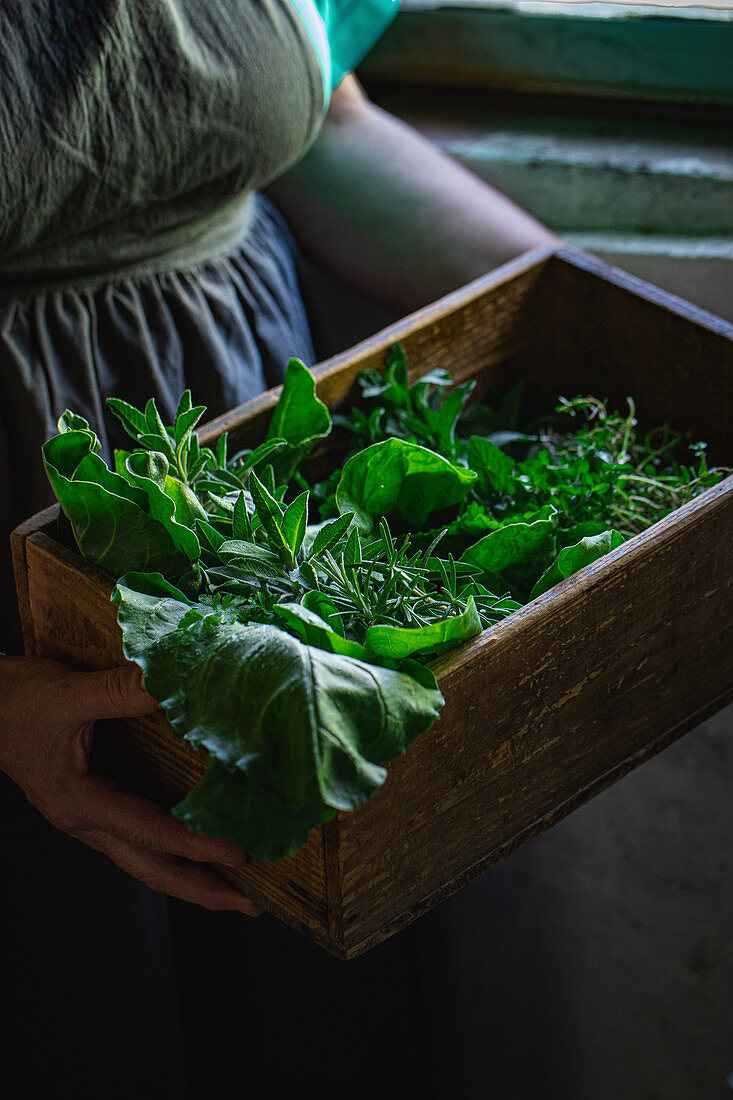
[360,1,733,107]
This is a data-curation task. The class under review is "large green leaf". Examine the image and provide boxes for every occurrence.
[122,451,201,563]
[43,430,191,578]
[336,438,476,532]
[530,530,626,599]
[113,578,444,861]
[467,436,517,496]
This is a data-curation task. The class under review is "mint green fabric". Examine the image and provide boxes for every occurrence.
[285,0,399,93]
[320,0,399,87]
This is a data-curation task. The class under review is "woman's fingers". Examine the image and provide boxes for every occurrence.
[79,826,262,915]
[76,774,250,869]
[0,655,261,915]
[65,663,159,722]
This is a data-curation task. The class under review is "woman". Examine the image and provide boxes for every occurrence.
[0,3,556,1096]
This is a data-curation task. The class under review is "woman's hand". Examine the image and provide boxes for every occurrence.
[0,655,261,916]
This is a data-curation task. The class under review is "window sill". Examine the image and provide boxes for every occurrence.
[360,1,733,107]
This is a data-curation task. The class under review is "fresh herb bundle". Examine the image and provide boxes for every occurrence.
[42,348,729,860]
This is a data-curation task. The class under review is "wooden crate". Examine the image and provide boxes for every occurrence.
[12,247,733,959]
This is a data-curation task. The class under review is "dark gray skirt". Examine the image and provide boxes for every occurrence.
[0,193,315,653]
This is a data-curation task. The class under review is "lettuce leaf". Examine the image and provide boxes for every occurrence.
[113,575,444,861]
[43,428,193,577]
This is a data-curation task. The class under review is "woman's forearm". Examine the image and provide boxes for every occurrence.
[266,76,559,314]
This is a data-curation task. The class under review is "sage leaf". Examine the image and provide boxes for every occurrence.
[281,490,309,558]
[308,512,355,559]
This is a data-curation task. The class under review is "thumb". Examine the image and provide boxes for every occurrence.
[69,663,160,722]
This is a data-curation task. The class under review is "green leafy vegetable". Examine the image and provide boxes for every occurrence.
[530,530,627,599]
[266,357,331,483]
[365,595,482,659]
[113,575,443,860]
[461,507,558,597]
[43,345,730,863]
[43,427,193,578]
[335,438,476,532]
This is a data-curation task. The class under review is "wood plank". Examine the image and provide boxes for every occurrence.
[339,686,733,960]
[8,504,58,656]
[333,479,733,953]
[545,250,733,460]
[197,247,554,452]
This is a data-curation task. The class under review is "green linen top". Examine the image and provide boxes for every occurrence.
[0,0,398,289]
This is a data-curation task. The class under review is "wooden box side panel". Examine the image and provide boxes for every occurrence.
[544,251,733,461]
[198,248,555,452]
[333,481,733,954]
[22,532,333,946]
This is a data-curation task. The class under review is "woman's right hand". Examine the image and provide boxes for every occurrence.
[0,654,262,916]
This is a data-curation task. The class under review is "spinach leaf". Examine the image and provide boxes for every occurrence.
[335,438,476,533]
[467,436,517,497]
[365,595,483,659]
[273,602,372,660]
[530,530,627,599]
[461,506,558,596]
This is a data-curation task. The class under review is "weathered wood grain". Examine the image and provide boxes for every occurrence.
[9,504,58,656]
[14,247,733,959]
[329,480,733,954]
